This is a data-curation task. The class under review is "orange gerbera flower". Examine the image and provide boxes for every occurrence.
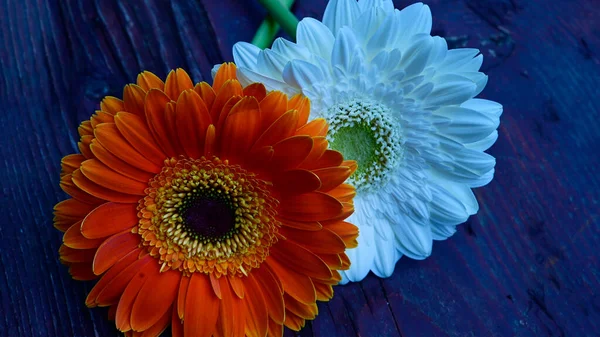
[53,63,358,337]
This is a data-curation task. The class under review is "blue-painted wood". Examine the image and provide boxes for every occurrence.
[1,0,599,336]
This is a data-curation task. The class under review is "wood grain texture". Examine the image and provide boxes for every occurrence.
[1,0,599,336]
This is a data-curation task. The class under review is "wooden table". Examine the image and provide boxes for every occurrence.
[1,0,599,336]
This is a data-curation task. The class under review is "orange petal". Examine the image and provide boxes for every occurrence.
[72,169,141,203]
[279,219,322,231]
[228,275,245,299]
[283,310,305,331]
[283,293,317,320]
[194,82,216,111]
[252,109,299,150]
[314,253,343,270]
[131,269,181,331]
[116,260,160,331]
[144,89,177,157]
[171,305,183,337]
[280,226,346,254]
[319,202,354,225]
[176,90,212,159]
[204,124,216,157]
[313,281,334,301]
[80,159,147,195]
[219,96,261,160]
[184,273,220,337]
[177,276,191,319]
[78,135,94,159]
[303,150,344,170]
[123,84,147,117]
[101,96,125,115]
[279,192,343,222]
[60,154,85,177]
[114,112,167,165]
[271,169,321,195]
[86,249,143,307]
[312,166,353,192]
[270,136,313,171]
[137,71,164,91]
[217,277,245,337]
[78,121,93,138]
[268,319,283,337]
[94,123,162,173]
[164,102,185,155]
[243,274,268,337]
[68,263,97,281]
[165,68,194,100]
[93,231,141,275]
[91,111,116,128]
[295,118,328,137]
[59,245,96,263]
[210,79,243,123]
[64,221,104,249]
[89,139,154,183]
[259,91,288,129]
[251,266,284,324]
[327,183,356,203]
[270,240,333,280]
[96,255,155,307]
[288,94,310,129]
[297,137,328,170]
[54,198,96,224]
[81,202,138,239]
[266,258,316,304]
[213,62,237,91]
[324,221,359,248]
[243,82,267,102]
[209,272,222,299]
[139,305,171,337]
[60,174,103,205]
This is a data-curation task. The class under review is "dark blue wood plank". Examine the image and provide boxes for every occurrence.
[1,0,599,336]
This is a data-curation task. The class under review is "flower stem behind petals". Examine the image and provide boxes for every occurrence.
[256,0,298,44]
[252,0,295,49]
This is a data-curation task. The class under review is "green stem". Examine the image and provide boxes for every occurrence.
[252,0,297,49]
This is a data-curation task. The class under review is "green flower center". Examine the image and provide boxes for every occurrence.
[327,99,401,191]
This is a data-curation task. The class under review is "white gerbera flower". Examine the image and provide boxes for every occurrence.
[232,0,502,283]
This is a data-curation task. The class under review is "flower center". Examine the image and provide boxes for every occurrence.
[137,156,279,277]
[326,99,401,192]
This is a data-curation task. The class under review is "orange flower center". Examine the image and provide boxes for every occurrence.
[137,156,279,277]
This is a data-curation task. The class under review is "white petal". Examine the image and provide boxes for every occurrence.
[352,6,389,44]
[437,48,480,70]
[423,74,476,108]
[372,221,401,278]
[397,3,432,38]
[271,37,311,61]
[236,67,297,94]
[342,215,376,282]
[297,18,335,60]
[392,212,433,259]
[210,64,221,79]
[366,9,402,51]
[282,59,325,90]
[428,180,471,228]
[398,35,434,78]
[331,26,361,72]
[461,98,503,119]
[323,0,361,35]
[358,0,394,12]
[431,225,457,240]
[433,106,498,143]
[465,130,499,151]
[232,42,261,69]
[256,49,288,79]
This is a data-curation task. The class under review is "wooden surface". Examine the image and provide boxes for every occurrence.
[1,0,599,336]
